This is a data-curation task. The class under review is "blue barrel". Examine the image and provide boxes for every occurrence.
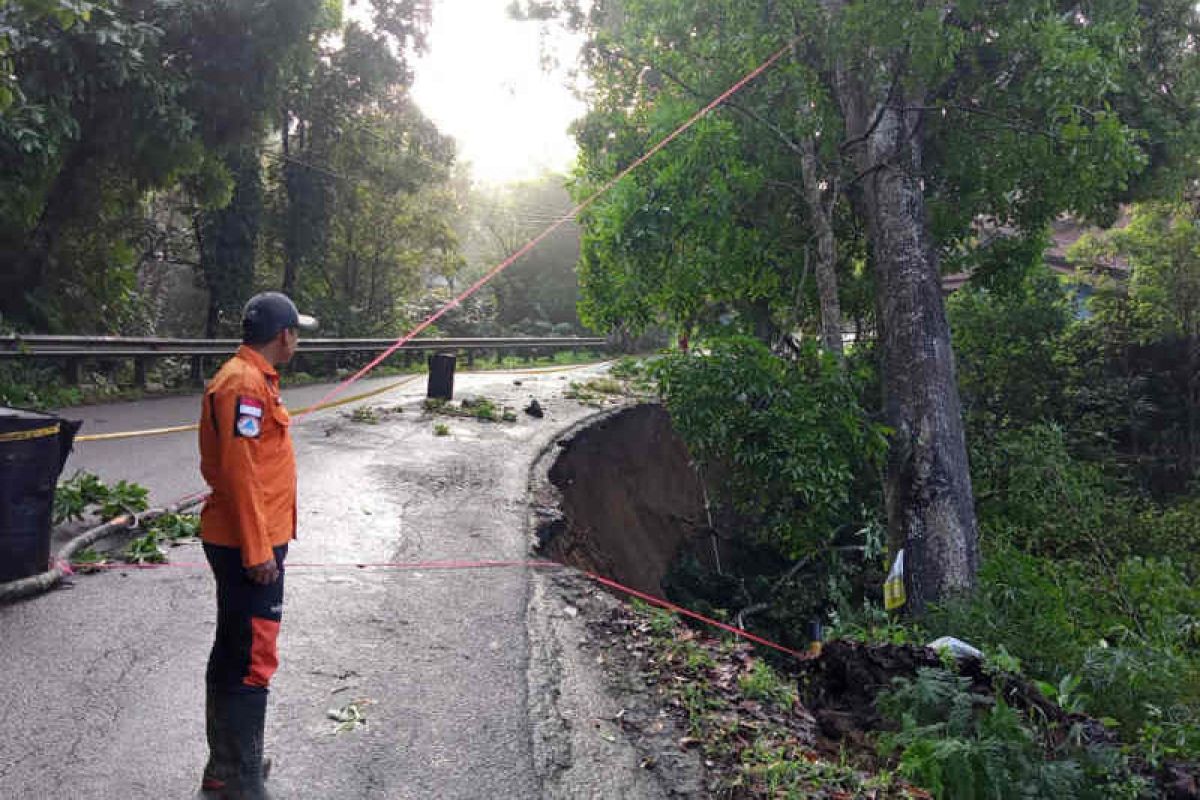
[0,408,80,582]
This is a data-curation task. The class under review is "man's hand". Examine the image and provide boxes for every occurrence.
[245,557,280,585]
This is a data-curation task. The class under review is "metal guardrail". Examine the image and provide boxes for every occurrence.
[0,335,608,357]
[0,334,610,385]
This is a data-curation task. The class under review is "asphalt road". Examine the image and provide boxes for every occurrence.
[0,362,638,799]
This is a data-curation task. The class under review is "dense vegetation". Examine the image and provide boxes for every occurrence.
[0,0,585,341]
[514,0,1200,787]
[7,0,1200,792]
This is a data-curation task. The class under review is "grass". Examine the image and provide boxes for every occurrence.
[433,422,450,437]
[619,599,919,799]
[422,395,519,423]
[348,405,380,424]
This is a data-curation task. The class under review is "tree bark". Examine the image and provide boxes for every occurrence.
[798,137,844,356]
[835,75,979,614]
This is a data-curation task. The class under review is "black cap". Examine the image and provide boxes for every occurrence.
[241,292,318,344]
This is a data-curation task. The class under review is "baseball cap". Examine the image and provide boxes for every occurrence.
[241,292,318,344]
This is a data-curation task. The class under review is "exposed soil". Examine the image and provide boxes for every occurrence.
[530,404,1200,798]
[534,403,708,596]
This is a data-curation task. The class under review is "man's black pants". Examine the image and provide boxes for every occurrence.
[204,543,287,694]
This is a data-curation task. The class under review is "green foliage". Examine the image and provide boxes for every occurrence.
[53,470,109,524]
[432,422,449,437]
[654,336,886,558]
[0,361,81,408]
[608,356,647,380]
[465,177,584,334]
[54,471,149,529]
[947,270,1072,435]
[925,546,1200,753]
[876,667,1128,800]
[1063,203,1200,495]
[122,511,198,564]
[123,530,166,564]
[96,479,148,520]
[969,424,1112,558]
[423,395,517,423]
[737,660,796,709]
[147,512,199,541]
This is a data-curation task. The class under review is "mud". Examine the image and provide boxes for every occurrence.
[534,403,706,596]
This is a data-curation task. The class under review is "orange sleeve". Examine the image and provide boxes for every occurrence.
[209,386,275,568]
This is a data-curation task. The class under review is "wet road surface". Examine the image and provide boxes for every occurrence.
[0,364,624,799]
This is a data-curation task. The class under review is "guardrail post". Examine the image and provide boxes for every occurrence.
[466,349,475,368]
[134,357,148,389]
[191,356,204,386]
[494,348,503,366]
[64,358,80,385]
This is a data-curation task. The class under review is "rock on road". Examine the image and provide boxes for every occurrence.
[0,363,689,799]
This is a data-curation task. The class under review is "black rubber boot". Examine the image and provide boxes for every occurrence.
[203,688,272,794]
[221,691,272,800]
[201,686,234,793]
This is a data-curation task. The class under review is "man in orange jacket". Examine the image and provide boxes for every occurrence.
[198,292,315,799]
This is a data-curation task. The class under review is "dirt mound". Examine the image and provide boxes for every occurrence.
[796,640,1117,754]
[534,404,707,595]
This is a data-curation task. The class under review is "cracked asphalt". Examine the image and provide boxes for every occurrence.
[0,363,653,799]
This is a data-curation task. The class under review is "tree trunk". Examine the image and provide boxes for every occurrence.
[799,137,844,356]
[281,115,299,297]
[837,83,979,613]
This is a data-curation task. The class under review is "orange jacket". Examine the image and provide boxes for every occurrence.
[199,345,297,567]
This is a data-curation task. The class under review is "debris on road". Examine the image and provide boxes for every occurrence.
[328,699,371,735]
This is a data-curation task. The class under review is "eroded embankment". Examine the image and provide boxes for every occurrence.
[534,403,706,595]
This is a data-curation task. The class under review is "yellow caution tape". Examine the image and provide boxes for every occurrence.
[0,423,60,443]
[76,422,200,443]
[76,377,421,443]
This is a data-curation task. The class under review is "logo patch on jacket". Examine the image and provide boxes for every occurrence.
[235,396,265,438]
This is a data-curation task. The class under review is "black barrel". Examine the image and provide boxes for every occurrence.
[0,408,81,582]
[427,352,456,401]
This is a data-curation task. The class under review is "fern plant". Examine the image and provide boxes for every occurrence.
[877,667,1139,800]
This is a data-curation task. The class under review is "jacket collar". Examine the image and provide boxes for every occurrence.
[235,344,279,380]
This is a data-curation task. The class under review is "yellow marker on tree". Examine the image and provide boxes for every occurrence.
[884,549,906,611]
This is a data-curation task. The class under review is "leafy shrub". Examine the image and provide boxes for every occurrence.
[878,667,1143,800]
[609,355,646,380]
[653,336,888,558]
[925,546,1200,753]
[969,423,1113,558]
[54,471,110,524]
[0,362,83,410]
[96,480,149,520]
[947,270,1071,436]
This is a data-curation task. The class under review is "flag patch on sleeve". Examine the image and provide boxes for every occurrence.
[235,396,265,438]
[238,397,264,418]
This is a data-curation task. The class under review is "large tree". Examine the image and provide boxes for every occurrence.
[0,0,323,333]
[526,0,1200,611]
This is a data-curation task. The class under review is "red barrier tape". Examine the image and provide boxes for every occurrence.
[305,39,797,415]
[70,556,808,660]
[150,38,799,560]
[584,570,809,660]
[93,43,807,663]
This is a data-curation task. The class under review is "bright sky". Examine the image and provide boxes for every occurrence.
[410,1,587,187]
